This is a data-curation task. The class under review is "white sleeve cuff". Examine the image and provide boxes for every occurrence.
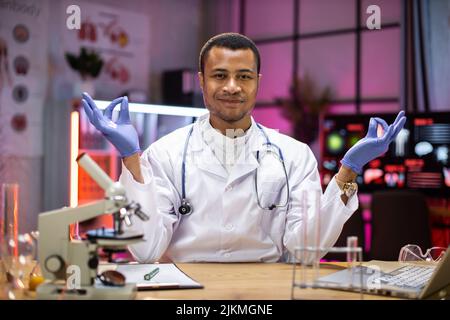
[325,177,359,217]
[119,158,154,192]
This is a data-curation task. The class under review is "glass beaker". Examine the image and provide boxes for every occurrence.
[0,232,36,299]
[298,189,321,262]
[1,183,19,256]
[295,189,321,289]
[346,236,359,263]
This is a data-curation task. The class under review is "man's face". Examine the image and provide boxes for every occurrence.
[199,47,261,124]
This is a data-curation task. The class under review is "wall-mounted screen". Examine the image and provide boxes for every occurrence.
[320,112,450,196]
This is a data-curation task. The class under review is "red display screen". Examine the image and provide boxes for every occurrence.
[320,112,450,196]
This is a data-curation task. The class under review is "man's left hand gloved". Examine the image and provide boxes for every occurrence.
[81,93,141,158]
[341,111,406,174]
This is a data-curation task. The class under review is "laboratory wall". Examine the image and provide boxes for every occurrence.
[0,0,203,233]
[0,0,49,234]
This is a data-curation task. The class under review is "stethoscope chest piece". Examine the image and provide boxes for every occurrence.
[178,199,193,215]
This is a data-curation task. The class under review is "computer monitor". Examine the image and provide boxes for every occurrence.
[320,112,450,196]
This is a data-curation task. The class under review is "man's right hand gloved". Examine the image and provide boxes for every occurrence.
[81,92,141,158]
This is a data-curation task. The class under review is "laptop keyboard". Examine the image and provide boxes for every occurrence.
[377,265,436,289]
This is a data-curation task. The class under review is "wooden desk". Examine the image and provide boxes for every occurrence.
[3,262,417,300]
[135,263,398,300]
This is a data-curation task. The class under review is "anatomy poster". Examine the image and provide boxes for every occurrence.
[60,0,150,99]
[0,0,49,157]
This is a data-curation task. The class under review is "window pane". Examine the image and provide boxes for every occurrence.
[361,28,400,98]
[299,0,355,34]
[361,103,400,114]
[326,103,356,115]
[257,41,293,102]
[245,0,294,39]
[252,106,292,136]
[360,0,401,27]
[299,34,356,100]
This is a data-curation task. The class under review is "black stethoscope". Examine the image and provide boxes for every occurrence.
[178,123,290,215]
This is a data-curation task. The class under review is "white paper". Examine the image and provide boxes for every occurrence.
[106,263,202,289]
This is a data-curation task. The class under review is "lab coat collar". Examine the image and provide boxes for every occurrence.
[190,113,208,152]
[226,128,261,187]
[189,113,262,182]
[189,114,227,179]
[190,113,262,152]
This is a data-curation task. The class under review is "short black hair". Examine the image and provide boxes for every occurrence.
[199,32,261,74]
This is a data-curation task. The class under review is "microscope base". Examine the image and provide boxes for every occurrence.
[36,282,137,300]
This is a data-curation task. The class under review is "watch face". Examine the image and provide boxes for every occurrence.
[344,183,357,197]
[345,189,354,197]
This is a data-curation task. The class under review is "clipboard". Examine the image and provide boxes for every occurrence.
[112,263,203,290]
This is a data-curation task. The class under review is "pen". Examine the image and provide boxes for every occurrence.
[144,267,160,281]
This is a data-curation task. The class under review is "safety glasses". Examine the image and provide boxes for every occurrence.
[398,244,447,263]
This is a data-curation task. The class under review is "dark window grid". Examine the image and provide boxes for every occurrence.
[255,97,399,108]
[240,0,402,114]
[251,23,400,45]
[355,0,362,113]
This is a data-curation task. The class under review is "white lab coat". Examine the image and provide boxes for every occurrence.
[120,114,358,263]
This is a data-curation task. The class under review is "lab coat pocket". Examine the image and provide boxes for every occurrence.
[258,188,281,209]
[257,179,285,209]
[254,152,288,242]
[257,183,286,234]
[255,151,287,208]
[257,185,286,210]
[256,194,286,252]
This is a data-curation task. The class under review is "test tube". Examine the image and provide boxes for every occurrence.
[346,236,362,294]
[298,190,308,288]
[298,190,322,285]
[311,189,321,282]
[300,190,308,260]
[346,236,358,263]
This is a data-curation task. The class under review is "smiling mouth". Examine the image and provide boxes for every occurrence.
[218,98,244,104]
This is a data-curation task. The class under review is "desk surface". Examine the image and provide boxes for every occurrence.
[136,263,398,300]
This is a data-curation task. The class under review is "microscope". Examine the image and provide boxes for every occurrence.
[36,153,149,299]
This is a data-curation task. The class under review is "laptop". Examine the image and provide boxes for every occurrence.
[316,247,450,299]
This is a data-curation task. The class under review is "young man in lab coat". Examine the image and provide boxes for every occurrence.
[82,33,406,263]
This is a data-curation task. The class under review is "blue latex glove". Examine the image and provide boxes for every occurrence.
[341,111,407,174]
[81,92,141,158]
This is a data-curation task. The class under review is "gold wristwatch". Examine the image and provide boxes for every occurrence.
[335,175,358,198]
